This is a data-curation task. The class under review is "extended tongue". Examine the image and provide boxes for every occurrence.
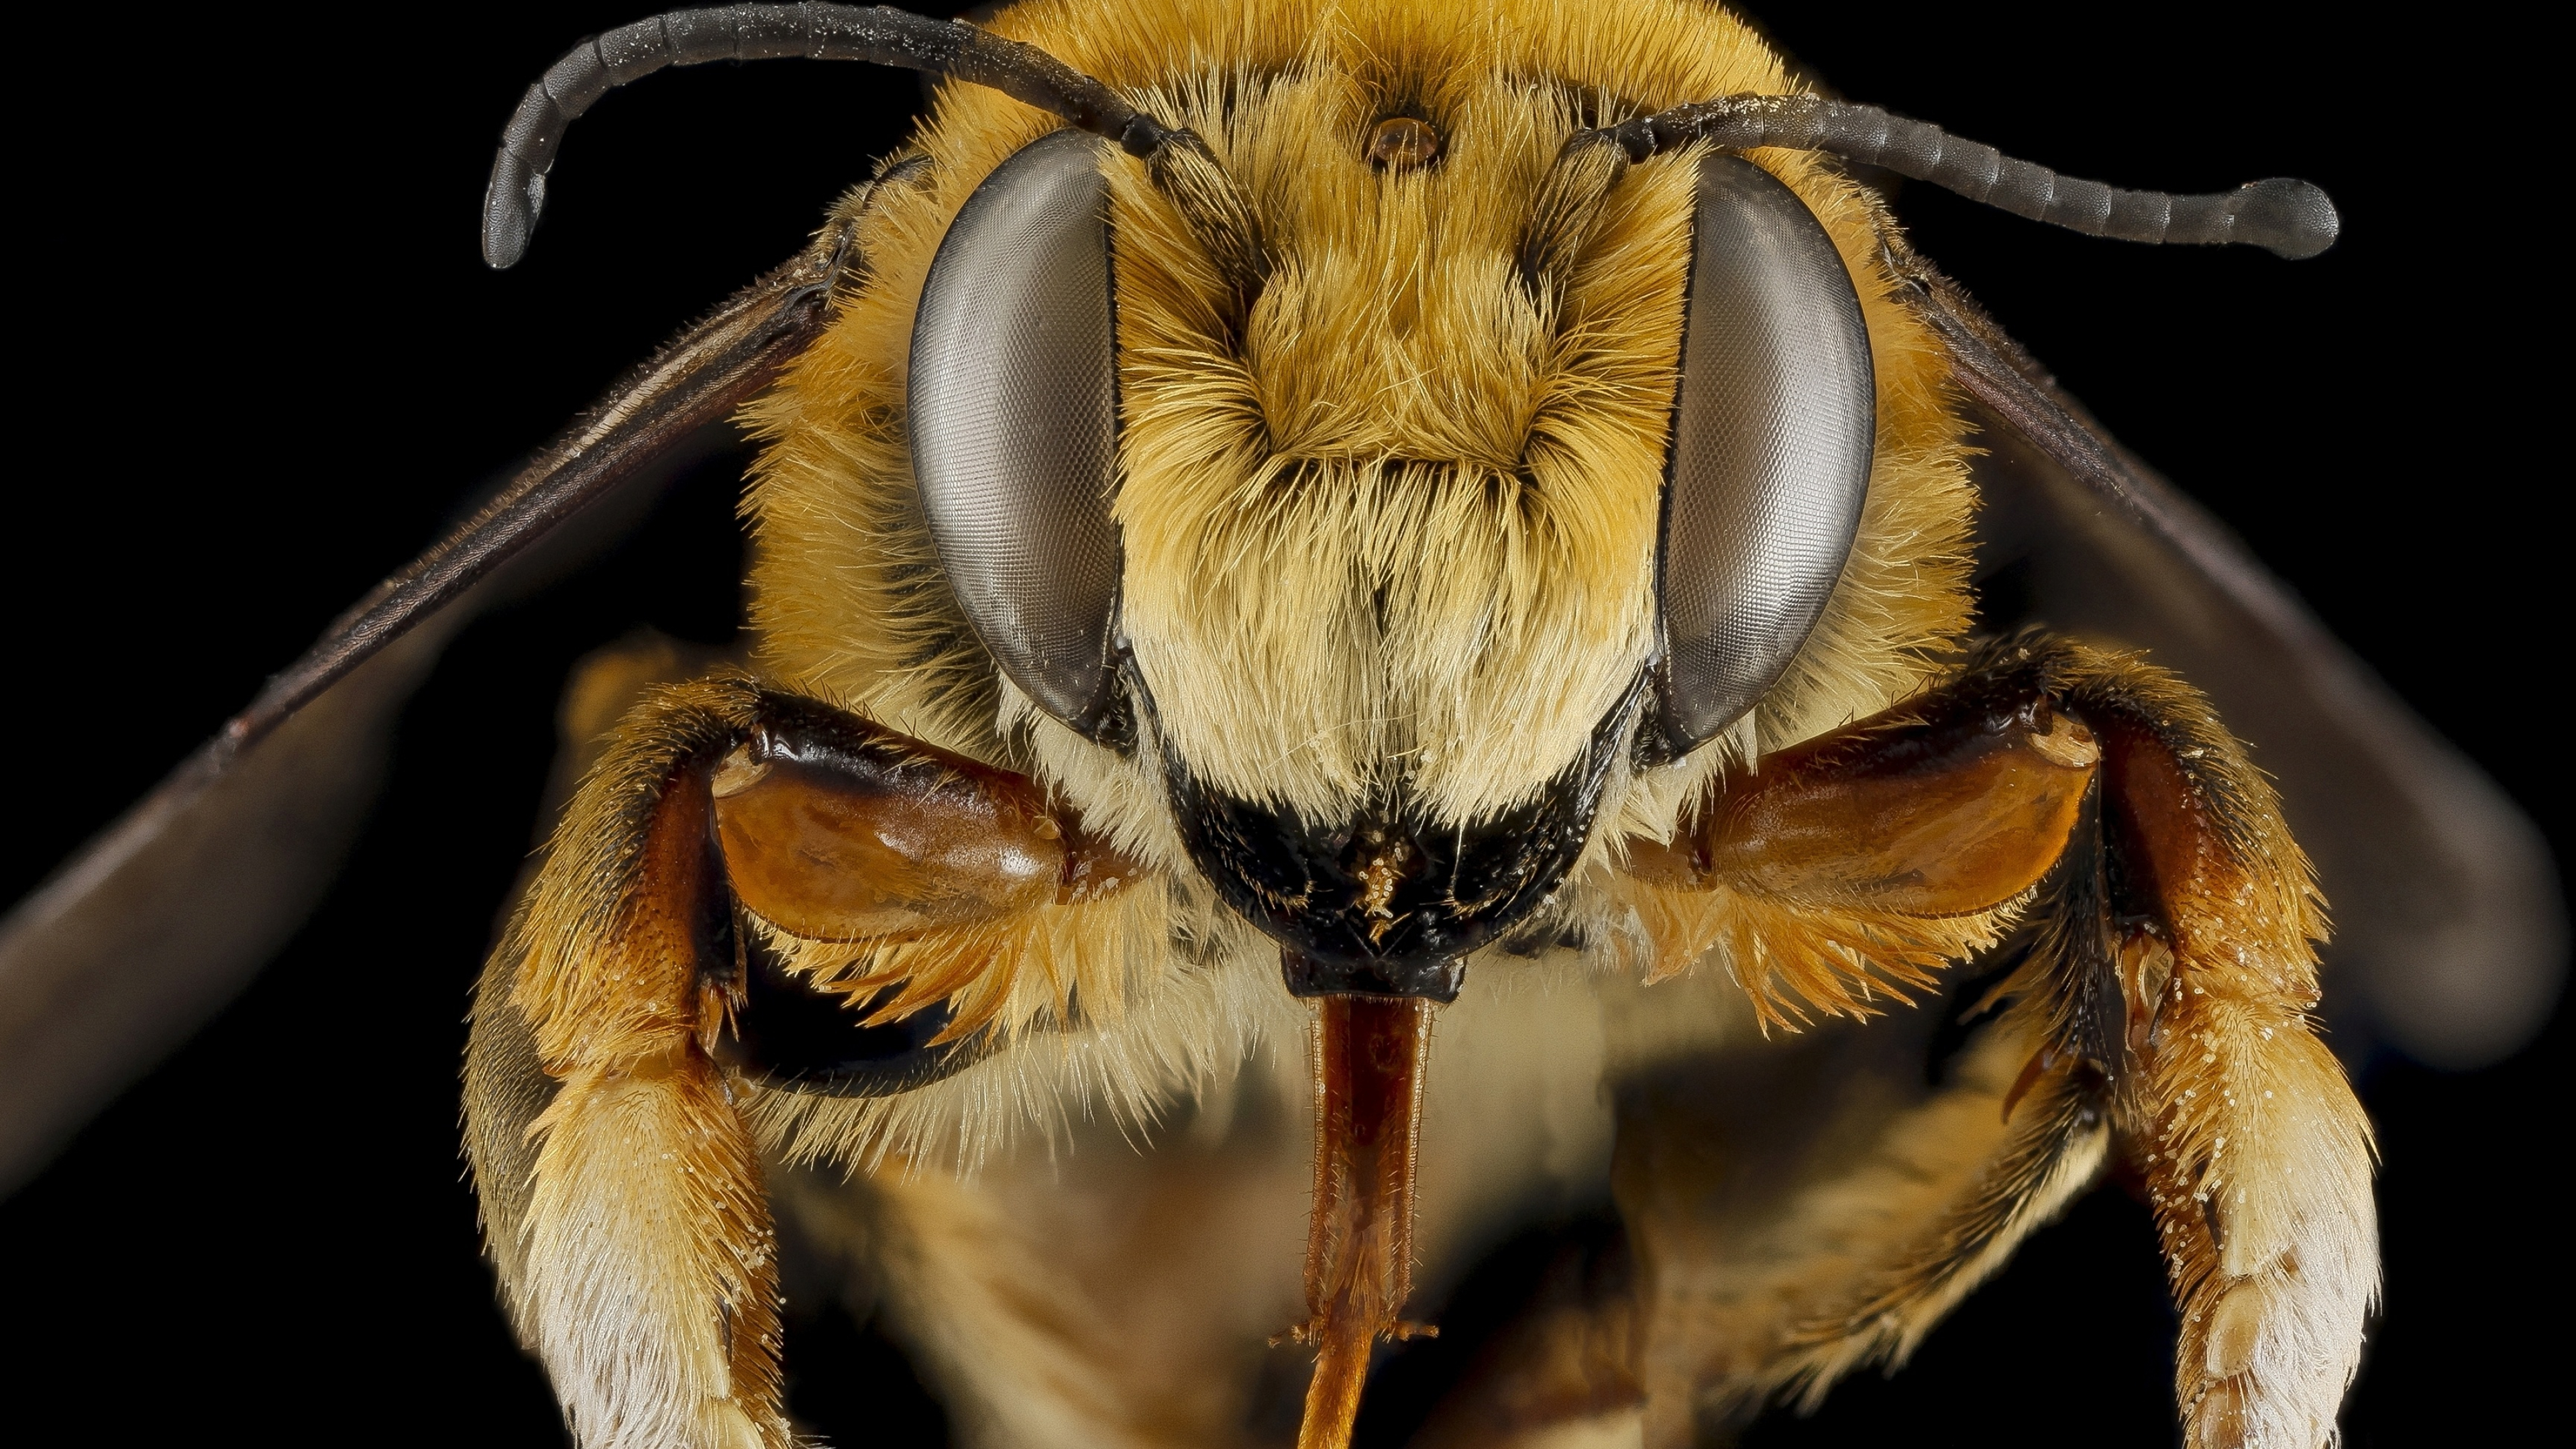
[1293,989,1438,1449]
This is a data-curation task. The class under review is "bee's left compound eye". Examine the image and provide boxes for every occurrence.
[1651,155,1876,756]
[910,129,1126,743]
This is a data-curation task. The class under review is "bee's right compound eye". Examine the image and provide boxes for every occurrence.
[910,129,1127,744]
[1652,155,1876,756]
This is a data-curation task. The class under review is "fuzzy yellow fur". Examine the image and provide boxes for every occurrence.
[733,0,1980,1193]
[1610,875,2019,1032]
[724,0,1988,1314]
[743,0,1974,844]
[470,3,2375,1447]
[741,876,1288,1175]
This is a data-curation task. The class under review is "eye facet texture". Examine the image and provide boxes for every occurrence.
[910,128,1124,739]
[1656,155,1875,754]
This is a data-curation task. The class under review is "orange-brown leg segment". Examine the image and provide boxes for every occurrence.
[490,675,1124,1449]
[1623,633,2373,1447]
[1629,660,2100,914]
[1622,649,2100,1027]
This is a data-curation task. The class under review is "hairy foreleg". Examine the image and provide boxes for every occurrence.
[480,672,1131,1447]
[508,679,785,1449]
[2053,640,2376,1449]
[1619,633,2373,1446]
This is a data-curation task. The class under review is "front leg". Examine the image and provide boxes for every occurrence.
[2068,643,2377,1449]
[476,675,1123,1448]
[506,680,779,1449]
[1623,632,2373,1448]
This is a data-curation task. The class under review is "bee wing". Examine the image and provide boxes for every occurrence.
[1915,270,2564,1070]
[0,221,857,1191]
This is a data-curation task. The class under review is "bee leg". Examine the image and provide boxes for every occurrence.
[1611,637,2112,1440]
[1621,633,2372,1446]
[1874,636,2373,1449]
[485,669,1113,1446]
[1746,798,2127,1413]
[2049,645,2376,1449]
[468,632,727,1354]
[504,676,786,1449]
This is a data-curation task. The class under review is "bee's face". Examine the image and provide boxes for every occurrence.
[751,3,1975,1005]
[1102,74,1685,989]
[1109,76,1678,832]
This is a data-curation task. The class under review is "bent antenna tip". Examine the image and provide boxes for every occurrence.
[481,151,545,270]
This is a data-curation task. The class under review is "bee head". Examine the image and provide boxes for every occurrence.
[479,5,2314,1001]
[908,72,1880,994]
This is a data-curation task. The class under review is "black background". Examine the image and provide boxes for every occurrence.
[3,2,2561,1444]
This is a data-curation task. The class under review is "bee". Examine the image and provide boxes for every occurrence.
[1,2,2561,1447]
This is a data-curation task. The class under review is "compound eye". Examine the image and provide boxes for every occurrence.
[1654,154,1875,755]
[910,129,1125,742]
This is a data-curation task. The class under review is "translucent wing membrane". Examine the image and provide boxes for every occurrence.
[0,222,854,1191]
